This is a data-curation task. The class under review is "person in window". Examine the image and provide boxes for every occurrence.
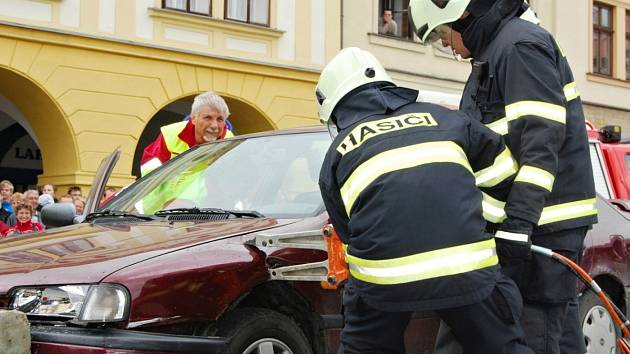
[140,91,234,176]
[379,9,398,36]
[409,1,597,353]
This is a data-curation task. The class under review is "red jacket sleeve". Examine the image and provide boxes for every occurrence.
[141,133,171,165]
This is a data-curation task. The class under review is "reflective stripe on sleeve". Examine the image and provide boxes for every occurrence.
[538,198,598,225]
[474,147,518,188]
[482,192,507,223]
[495,230,529,243]
[514,165,555,192]
[563,82,580,101]
[346,239,498,285]
[340,141,472,216]
[486,101,567,136]
[140,158,162,176]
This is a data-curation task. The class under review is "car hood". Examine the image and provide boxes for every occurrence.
[0,218,287,292]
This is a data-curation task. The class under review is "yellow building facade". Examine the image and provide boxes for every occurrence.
[0,0,340,192]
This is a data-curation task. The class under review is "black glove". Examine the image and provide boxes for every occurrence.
[495,217,533,264]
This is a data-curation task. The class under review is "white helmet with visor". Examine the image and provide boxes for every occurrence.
[408,0,471,45]
[316,47,394,128]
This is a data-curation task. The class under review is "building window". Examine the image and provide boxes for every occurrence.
[225,0,269,26]
[593,3,613,76]
[163,0,211,16]
[626,10,630,80]
[378,0,414,40]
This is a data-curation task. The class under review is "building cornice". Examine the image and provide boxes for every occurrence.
[0,19,320,83]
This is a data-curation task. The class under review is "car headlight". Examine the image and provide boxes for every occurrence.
[9,284,129,323]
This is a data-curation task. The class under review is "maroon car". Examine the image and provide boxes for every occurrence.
[0,127,627,354]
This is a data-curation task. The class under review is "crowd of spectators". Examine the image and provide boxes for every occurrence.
[0,180,117,238]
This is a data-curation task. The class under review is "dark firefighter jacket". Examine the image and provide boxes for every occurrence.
[460,15,598,240]
[319,86,518,312]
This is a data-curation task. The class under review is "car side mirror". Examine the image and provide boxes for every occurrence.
[41,203,77,227]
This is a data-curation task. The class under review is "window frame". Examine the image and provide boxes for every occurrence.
[224,0,270,27]
[593,2,614,76]
[162,0,212,16]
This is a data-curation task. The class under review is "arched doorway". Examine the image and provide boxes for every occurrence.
[0,67,79,191]
[0,108,42,191]
[131,93,274,178]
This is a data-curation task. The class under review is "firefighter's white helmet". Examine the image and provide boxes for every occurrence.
[408,0,471,45]
[316,47,394,125]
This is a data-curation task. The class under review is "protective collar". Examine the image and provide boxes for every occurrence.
[332,86,419,131]
[461,0,523,58]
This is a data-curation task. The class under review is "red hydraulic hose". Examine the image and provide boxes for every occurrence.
[530,245,630,354]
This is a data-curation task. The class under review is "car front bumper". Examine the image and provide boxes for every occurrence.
[31,326,229,354]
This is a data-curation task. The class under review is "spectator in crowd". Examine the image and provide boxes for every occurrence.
[36,193,54,227]
[11,192,24,211]
[24,190,39,210]
[24,190,40,223]
[0,180,14,213]
[37,194,54,211]
[73,198,85,215]
[0,220,9,237]
[67,186,82,199]
[0,208,15,227]
[41,184,57,202]
[104,187,118,199]
[7,204,44,236]
[378,9,398,36]
[99,187,119,207]
[0,182,16,227]
[58,195,74,204]
[140,91,233,176]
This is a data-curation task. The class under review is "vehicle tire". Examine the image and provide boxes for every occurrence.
[579,290,621,354]
[218,308,313,354]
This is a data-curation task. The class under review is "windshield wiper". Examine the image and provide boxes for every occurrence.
[154,207,264,218]
[85,210,158,222]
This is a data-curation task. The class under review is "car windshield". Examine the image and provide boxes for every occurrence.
[104,131,331,218]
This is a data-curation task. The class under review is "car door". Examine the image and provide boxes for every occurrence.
[77,147,121,221]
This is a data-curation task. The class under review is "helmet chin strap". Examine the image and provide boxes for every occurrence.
[327,119,339,139]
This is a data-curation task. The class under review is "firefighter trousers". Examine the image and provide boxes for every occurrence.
[337,274,533,354]
[435,227,588,354]
[435,298,584,354]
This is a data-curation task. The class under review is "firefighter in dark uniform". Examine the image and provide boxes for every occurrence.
[408,1,598,353]
[317,47,534,354]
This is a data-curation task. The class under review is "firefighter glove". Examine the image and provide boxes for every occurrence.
[495,217,533,263]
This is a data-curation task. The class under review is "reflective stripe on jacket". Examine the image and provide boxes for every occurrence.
[140,121,234,176]
[460,17,597,235]
[319,87,515,312]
